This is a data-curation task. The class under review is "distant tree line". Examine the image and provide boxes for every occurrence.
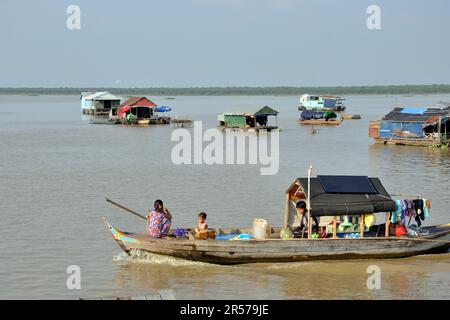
[1,84,450,96]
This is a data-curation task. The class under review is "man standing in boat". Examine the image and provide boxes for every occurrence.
[147,199,173,238]
[292,201,319,238]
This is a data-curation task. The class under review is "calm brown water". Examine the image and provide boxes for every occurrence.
[0,94,449,299]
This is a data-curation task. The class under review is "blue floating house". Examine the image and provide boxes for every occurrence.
[369,103,450,146]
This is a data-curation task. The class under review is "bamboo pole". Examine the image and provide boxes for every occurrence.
[333,216,337,239]
[284,193,290,229]
[105,197,147,220]
[307,164,313,238]
[360,215,364,238]
[385,213,390,237]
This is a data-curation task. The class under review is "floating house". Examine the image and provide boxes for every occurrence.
[81,92,121,116]
[299,94,346,112]
[115,97,170,125]
[369,103,450,146]
[217,106,279,132]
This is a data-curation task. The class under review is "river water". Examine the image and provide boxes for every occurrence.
[0,94,449,299]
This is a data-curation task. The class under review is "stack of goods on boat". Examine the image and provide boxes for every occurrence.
[217,106,279,132]
[298,110,342,125]
[369,102,450,146]
[298,94,346,112]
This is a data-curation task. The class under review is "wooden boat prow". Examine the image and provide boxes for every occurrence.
[103,218,450,265]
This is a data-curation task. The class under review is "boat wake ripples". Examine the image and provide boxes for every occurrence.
[113,249,210,267]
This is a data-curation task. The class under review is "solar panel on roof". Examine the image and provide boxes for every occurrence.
[318,175,378,194]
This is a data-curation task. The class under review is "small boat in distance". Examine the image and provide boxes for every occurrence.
[342,114,361,120]
[299,94,346,112]
[298,110,343,126]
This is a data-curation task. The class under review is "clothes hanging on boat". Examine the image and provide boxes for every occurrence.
[389,198,430,226]
[390,200,403,223]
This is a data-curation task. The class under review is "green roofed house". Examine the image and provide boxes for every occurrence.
[217,106,279,132]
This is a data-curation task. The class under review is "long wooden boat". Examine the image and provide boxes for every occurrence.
[103,218,450,265]
[298,119,343,126]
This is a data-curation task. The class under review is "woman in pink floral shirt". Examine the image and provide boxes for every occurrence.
[147,199,172,238]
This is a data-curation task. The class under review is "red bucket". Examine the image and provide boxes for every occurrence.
[395,225,408,236]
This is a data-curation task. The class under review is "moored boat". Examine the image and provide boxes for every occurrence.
[298,110,343,126]
[298,94,346,112]
[342,114,361,120]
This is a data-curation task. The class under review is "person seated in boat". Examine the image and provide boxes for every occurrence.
[147,199,172,238]
[195,212,208,234]
[292,201,319,238]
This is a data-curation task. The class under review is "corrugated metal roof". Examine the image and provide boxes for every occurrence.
[223,105,279,116]
[382,106,450,123]
[118,97,157,108]
[82,92,120,101]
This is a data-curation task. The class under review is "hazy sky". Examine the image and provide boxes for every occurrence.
[1,0,450,87]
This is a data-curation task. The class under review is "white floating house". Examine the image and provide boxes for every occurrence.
[81,92,121,115]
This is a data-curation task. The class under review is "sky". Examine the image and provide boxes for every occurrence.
[1,0,450,87]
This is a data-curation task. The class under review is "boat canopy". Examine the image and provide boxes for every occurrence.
[300,110,337,120]
[285,176,396,223]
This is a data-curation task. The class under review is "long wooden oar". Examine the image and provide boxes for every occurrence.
[105,197,147,220]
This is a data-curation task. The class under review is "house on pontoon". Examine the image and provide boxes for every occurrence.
[81,92,121,116]
[115,97,170,125]
[369,103,450,146]
[217,106,279,132]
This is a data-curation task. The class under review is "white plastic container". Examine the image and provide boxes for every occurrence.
[253,219,271,240]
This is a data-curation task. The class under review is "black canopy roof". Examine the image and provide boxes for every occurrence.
[296,176,396,216]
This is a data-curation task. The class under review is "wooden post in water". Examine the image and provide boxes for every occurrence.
[333,216,337,239]
[284,193,290,229]
[307,165,313,239]
[385,213,390,237]
[360,215,365,238]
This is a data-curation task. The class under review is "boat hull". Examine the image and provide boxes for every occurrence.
[103,218,450,265]
[298,119,343,126]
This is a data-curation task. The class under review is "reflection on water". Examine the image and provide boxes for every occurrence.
[112,251,450,299]
[0,94,449,299]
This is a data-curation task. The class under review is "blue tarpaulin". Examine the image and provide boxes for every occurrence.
[400,108,427,114]
[300,110,324,120]
[155,106,172,112]
[323,99,337,108]
[379,121,424,138]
